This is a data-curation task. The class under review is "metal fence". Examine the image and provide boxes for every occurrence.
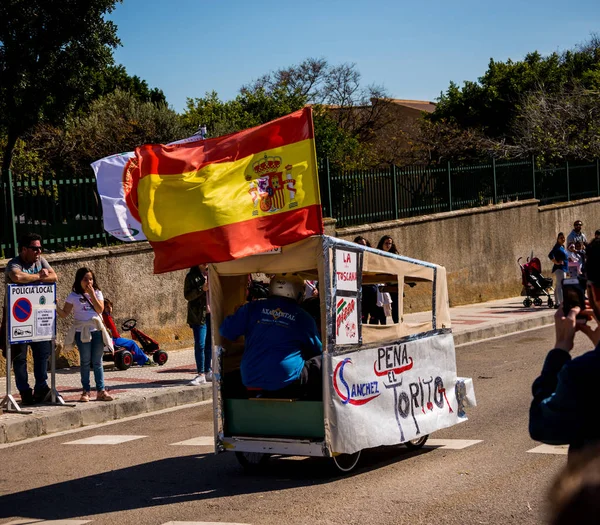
[2,157,599,256]
[320,158,600,228]
[1,170,112,258]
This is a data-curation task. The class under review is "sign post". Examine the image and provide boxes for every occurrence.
[1,283,71,413]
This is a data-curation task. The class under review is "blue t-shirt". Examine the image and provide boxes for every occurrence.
[219,297,322,391]
[549,244,568,273]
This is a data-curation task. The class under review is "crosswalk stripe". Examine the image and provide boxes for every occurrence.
[64,435,146,445]
[527,444,569,455]
[171,436,214,446]
[4,518,92,525]
[424,439,483,449]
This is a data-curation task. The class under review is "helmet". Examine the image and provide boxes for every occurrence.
[269,273,305,302]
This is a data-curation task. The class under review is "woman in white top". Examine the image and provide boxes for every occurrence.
[57,267,113,402]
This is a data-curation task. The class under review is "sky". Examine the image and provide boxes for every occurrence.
[108,0,600,114]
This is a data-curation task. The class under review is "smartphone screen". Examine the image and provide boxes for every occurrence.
[562,278,587,317]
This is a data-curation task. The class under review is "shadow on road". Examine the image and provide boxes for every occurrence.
[0,445,432,520]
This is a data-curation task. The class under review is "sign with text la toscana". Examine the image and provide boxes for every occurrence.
[7,284,56,344]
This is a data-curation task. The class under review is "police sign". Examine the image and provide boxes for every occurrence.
[7,284,56,344]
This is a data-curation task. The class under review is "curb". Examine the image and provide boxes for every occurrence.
[453,310,555,346]
[0,384,212,445]
[0,312,556,445]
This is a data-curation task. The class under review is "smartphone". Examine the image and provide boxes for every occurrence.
[562,278,587,317]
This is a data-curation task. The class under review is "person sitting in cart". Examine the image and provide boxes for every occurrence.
[219,273,323,400]
[102,299,154,366]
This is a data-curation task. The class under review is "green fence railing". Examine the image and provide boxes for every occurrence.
[1,170,113,258]
[2,157,600,255]
[319,158,600,228]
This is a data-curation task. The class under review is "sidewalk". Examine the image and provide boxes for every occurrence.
[0,296,555,444]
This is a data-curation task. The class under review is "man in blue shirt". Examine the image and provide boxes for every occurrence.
[530,239,600,454]
[220,273,323,399]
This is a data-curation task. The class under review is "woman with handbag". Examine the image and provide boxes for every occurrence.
[56,267,114,402]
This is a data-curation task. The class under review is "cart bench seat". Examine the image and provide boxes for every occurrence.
[224,398,324,438]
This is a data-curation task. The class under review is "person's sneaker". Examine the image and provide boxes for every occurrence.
[142,360,158,367]
[33,385,51,403]
[205,371,213,382]
[188,374,206,386]
[79,391,90,403]
[96,390,113,401]
[20,388,36,406]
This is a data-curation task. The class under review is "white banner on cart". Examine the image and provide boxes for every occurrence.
[335,295,359,345]
[334,249,358,292]
[328,331,467,454]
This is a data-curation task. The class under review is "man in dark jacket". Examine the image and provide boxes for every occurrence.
[529,239,600,453]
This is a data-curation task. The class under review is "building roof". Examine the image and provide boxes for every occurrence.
[389,99,436,113]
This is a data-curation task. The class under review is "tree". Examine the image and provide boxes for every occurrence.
[88,64,167,106]
[0,0,121,183]
[31,89,189,177]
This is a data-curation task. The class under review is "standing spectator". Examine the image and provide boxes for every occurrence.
[56,268,113,402]
[377,235,400,323]
[185,264,211,386]
[3,233,58,405]
[353,236,371,247]
[354,236,378,324]
[529,239,600,454]
[567,220,587,246]
[549,232,568,307]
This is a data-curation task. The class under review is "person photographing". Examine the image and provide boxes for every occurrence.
[529,239,600,454]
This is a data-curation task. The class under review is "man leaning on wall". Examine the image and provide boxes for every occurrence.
[3,233,58,405]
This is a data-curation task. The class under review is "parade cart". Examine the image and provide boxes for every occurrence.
[210,235,476,473]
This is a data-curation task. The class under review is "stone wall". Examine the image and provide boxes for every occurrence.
[2,198,599,373]
[337,197,600,308]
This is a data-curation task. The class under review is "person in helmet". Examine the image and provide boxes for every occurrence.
[219,273,323,399]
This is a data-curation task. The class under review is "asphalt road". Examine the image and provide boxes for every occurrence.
[0,324,592,525]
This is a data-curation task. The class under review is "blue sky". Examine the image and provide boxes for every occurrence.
[108,0,600,113]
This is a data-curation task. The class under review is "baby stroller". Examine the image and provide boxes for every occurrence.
[112,318,169,370]
[518,257,554,308]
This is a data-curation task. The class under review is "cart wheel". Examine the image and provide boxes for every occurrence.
[121,318,137,332]
[153,350,168,365]
[114,350,133,370]
[533,297,543,307]
[523,298,533,308]
[235,451,271,472]
[548,298,554,308]
[331,450,361,473]
[404,435,429,450]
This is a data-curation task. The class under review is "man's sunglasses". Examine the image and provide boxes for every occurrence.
[27,246,42,252]
[575,223,583,227]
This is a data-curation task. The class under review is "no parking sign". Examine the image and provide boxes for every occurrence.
[7,284,56,344]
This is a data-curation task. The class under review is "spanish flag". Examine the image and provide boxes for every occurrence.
[124,108,323,273]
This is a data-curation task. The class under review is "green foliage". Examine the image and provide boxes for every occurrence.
[30,89,188,177]
[424,36,600,161]
[0,0,122,176]
[87,65,167,107]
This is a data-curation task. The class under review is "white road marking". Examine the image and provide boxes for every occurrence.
[4,518,91,525]
[0,400,212,450]
[64,435,146,445]
[527,444,569,455]
[424,439,483,449]
[171,436,214,446]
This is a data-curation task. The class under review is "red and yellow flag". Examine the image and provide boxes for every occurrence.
[124,108,323,273]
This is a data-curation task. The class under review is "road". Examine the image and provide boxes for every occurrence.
[0,325,590,525]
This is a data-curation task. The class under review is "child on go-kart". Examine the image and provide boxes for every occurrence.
[102,299,155,367]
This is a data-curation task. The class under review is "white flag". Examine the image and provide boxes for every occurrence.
[92,133,206,242]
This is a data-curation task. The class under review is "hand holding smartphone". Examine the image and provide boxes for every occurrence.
[562,278,588,319]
